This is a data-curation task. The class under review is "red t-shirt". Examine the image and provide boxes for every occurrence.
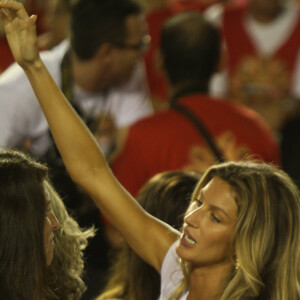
[222,3,300,78]
[0,38,14,74]
[112,94,280,197]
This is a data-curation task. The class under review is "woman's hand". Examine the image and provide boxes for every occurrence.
[0,0,40,69]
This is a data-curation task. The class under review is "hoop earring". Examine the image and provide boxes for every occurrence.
[235,259,240,270]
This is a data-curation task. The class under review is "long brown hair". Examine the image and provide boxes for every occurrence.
[0,150,49,300]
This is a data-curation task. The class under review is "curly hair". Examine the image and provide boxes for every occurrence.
[171,161,300,300]
[45,181,95,300]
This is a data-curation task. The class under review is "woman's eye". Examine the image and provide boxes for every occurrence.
[211,213,221,223]
[195,199,203,207]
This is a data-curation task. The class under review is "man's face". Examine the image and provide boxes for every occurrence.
[250,0,282,17]
[110,14,150,84]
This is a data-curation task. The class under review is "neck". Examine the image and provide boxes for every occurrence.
[249,4,284,23]
[169,81,209,102]
[187,263,233,300]
[71,52,110,92]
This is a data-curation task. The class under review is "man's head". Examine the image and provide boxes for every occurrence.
[160,11,220,88]
[249,0,284,21]
[70,0,149,84]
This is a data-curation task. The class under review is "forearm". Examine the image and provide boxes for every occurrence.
[24,59,107,183]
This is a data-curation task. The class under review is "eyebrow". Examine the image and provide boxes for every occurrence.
[210,204,230,219]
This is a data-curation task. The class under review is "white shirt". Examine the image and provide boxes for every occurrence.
[0,40,152,156]
[160,241,188,300]
[205,2,300,98]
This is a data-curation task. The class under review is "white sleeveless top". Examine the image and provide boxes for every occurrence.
[159,241,189,300]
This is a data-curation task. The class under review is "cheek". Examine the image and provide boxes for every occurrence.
[43,217,51,242]
[200,223,233,249]
[200,229,233,263]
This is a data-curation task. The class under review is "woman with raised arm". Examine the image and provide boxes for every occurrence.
[1,2,299,299]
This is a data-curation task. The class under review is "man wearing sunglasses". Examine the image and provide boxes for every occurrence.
[0,0,152,160]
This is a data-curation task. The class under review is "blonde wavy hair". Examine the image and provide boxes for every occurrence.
[170,161,300,300]
[44,182,95,300]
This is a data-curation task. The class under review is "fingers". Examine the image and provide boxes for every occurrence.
[0,0,11,23]
[0,9,10,25]
[1,7,9,18]
[28,14,37,27]
[0,0,36,32]
[27,14,37,36]
[0,0,29,20]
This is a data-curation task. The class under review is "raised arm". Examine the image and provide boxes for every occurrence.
[0,1,179,272]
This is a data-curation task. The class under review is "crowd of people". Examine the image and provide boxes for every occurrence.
[0,0,299,299]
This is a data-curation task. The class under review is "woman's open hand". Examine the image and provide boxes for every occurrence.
[0,0,40,69]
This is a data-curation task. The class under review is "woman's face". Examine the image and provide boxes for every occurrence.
[176,176,238,270]
[44,189,60,266]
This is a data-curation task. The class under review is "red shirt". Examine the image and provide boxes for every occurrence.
[112,94,280,197]
[0,38,14,74]
[222,3,300,78]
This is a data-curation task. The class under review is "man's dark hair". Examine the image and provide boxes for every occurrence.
[70,0,142,60]
[160,11,221,86]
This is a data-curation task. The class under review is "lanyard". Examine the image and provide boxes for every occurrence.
[170,84,225,163]
[61,47,73,102]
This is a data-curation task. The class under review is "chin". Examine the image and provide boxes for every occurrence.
[46,250,54,266]
[176,243,195,263]
[46,257,53,266]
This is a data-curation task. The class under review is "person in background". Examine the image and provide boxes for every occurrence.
[144,0,227,110]
[1,2,298,299]
[0,149,59,299]
[0,149,93,300]
[205,0,300,188]
[113,11,280,197]
[207,0,300,133]
[0,0,152,160]
[97,171,200,300]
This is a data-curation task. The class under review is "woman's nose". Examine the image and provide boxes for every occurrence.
[184,206,202,228]
[49,211,60,231]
